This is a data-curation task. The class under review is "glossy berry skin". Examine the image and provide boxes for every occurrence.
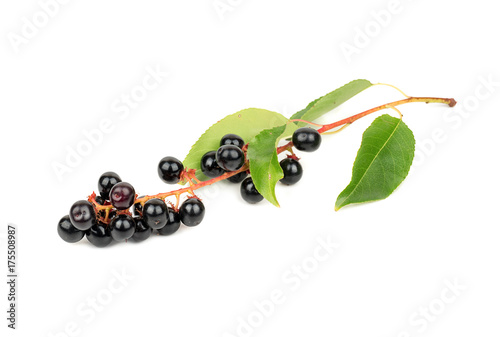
[158,156,184,184]
[292,127,322,152]
[143,198,169,229]
[86,224,112,248]
[240,177,264,204]
[220,134,245,149]
[109,182,136,210]
[131,218,152,242]
[110,214,135,241]
[179,199,205,227]
[216,145,245,172]
[98,171,122,200]
[158,208,181,235]
[279,158,303,185]
[201,151,225,178]
[227,171,248,183]
[57,215,85,243]
[69,200,96,231]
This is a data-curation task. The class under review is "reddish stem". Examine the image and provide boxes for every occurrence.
[143,165,248,202]
[90,165,249,224]
[89,95,455,223]
[316,97,455,134]
[277,96,455,154]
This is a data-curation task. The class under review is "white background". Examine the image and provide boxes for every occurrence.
[1,0,499,336]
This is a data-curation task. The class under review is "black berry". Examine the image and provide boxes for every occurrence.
[109,182,136,210]
[220,133,245,149]
[57,215,85,243]
[158,208,181,235]
[279,158,303,185]
[143,198,169,229]
[201,151,225,178]
[240,177,263,204]
[158,156,184,184]
[216,145,245,171]
[292,127,322,152]
[131,217,152,242]
[69,200,96,231]
[110,214,135,241]
[86,224,112,248]
[180,198,205,227]
[227,171,248,183]
[98,171,122,200]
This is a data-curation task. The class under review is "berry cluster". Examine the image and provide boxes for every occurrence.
[58,158,205,247]
[265,128,321,202]
[57,127,320,247]
[202,128,321,203]
[201,134,247,180]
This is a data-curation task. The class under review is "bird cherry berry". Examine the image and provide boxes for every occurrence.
[292,127,321,152]
[279,158,303,185]
[220,133,245,149]
[240,177,263,204]
[98,171,122,200]
[131,217,152,242]
[158,207,181,235]
[179,198,205,227]
[69,200,96,231]
[201,151,225,178]
[109,182,136,210]
[110,214,136,241]
[216,145,245,171]
[86,224,112,248]
[158,156,184,184]
[57,215,85,243]
[143,198,169,229]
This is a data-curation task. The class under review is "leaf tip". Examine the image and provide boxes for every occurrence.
[334,196,345,211]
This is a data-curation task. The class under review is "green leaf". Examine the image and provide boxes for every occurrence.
[335,114,415,210]
[183,108,289,181]
[247,123,298,207]
[290,79,373,125]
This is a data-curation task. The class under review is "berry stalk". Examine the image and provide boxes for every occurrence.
[88,95,455,224]
[316,96,456,134]
[140,165,249,203]
[276,96,456,154]
[88,165,249,221]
